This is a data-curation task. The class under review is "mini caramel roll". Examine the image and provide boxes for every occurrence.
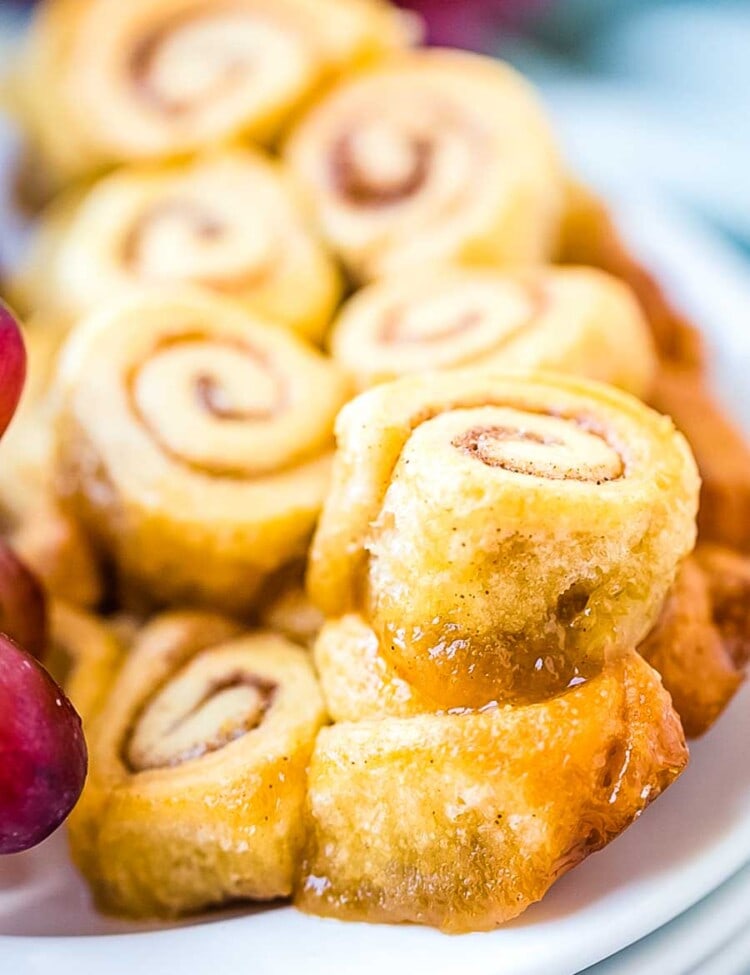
[54,288,350,614]
[20,151,342,343]
[297,651,687,932]
[285,49,564,281]
[557,180,704,368]
[45,601,124,726]
[650,366,750,553]
[69,611,326,917]
[309,372,700,709]
[17,0,410,187]
[330,266,656,395]
[640,548,750,738]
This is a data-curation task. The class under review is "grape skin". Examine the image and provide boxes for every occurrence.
[0,304,26,439]
[0,635,87,854]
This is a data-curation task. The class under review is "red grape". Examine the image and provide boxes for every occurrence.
[0,540,48,660]
[0,303,26,439]
[0,635,87,854]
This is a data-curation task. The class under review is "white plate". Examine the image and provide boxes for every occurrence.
[1,201,749,975]
[586,861,750,975]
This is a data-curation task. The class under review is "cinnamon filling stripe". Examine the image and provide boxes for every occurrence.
[452,416,625,482]
[326,105,487,210]
[125,671,278,771]
[128,6,256,116]
[377,283,547,348]
[331,132,433,206]
[120,201,277,293]
[127,332,289,477]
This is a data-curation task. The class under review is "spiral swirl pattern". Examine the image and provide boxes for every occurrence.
[20,0,409,182]
[286,50,565,280]
[55,289,349,613]
[450,410,624,482]
[34,151,340,342]
[127,649,278,771]
[330,266,656,394]
[69,612,326,917]
[309,371,699,708]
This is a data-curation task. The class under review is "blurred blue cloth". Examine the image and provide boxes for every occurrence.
[502,1,750,254]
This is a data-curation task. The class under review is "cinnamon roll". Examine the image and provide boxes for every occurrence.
[54,289,350,613]
[296,651,687,932]
[285,49,565,280]
[17,0,410,187]
[69,611,326,917]
[640,546,750,737]
[309,372,700,708]
[558,181,705,368]
[650,365,750,553]
[19,151,342,343]
[45,602,124,726]
[330,266,656,395]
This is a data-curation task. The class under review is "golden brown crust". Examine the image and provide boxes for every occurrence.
[69,611,327,917]
[286,49,565,280]
[329,265,657,396]
[639,549,748,737]
[695,545,750,670]
[16,0,411,186]
[15,150,342,343]
[649,366,750,553]
[296,652,687,932]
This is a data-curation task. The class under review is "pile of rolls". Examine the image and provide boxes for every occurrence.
[2,0,749,933]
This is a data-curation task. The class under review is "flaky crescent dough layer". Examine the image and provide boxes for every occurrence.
[285,49,565,280]
[309,371,700,708]
[54,288,350,613]
[69,612,326,917]
[330,265,656,395]
[296,652,687,932]
[313,613,440,721]
[17,0,410,185]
